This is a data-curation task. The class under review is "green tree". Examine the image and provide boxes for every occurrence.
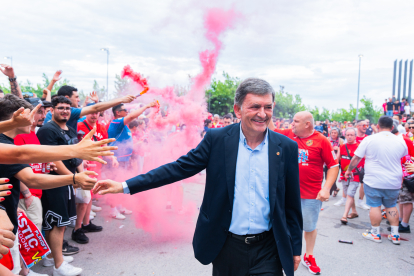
[114,74,130,96]
[274,89,306,118]
[358,96,382,123]
[205,72,240,115]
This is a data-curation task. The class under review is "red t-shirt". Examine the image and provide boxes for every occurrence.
[274,129,339,199]
[212,122,223,128]
[77,121,108,173]
[403,136,414,156]
[339,143,363,182]
[356,134,368,144]
[14,131,43,199]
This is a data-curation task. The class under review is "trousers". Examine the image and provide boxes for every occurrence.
[212,232,283,276]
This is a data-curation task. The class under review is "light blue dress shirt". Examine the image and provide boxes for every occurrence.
[229,125,271,235]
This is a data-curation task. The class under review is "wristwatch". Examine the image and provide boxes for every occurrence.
[8,77,17,82]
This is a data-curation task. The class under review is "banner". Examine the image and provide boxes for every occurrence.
[18,212,51,268]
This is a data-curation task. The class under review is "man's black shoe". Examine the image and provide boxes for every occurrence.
[62,240,79,255]
[72,228,89,244]
[82,223,103,233]
[387,224,410,233]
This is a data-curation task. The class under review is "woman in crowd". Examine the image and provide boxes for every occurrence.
[326,127,343,196]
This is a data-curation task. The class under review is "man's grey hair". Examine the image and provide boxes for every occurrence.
[345,127,357,135]
[234,78,275,106]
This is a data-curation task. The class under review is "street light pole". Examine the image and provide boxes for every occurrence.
[100,48,109,97]
[4,56,12,67]
[356,54,363,121]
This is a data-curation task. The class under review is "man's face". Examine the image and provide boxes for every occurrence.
[365,119,370,126]
[33,106,46,127]
[0,93,4,98]
[393,115,401,123]
[213,116,219,123]
[409,123,414,134]
[67,91,80,108]
[347,123,353,128]
[356,121,368,134]
[52,103,71,123]
[283,122,290,129]
[389,98,392,102]
[291,113,309,136]
[346,130,356,143]
[116,105,128,118]
[223,118,232,126]
[86,112,99,125]
[234,93,273,135]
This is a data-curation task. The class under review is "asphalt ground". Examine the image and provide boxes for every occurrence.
[32,181,414,276]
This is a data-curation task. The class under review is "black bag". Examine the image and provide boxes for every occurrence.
[403,175,414,193]
[345,144,365,183]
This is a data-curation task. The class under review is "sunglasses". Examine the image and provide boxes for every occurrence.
[55,107,71,111]
[118,109,128,112]
[358,124,368,127]
[409,127,414,129]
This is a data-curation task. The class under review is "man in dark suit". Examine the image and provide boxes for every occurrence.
[92,78,303,276]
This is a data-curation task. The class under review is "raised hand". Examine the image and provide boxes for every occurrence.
[10,104,41,128]
[0,178,11,202]
[147,100,158,108]
[90,91,99,103]
[73,127,117,164]
[121,95,136,103]
[0,64,15,79]
[92,179,123,195]
[74,171,99,190]
[52,70,62,82]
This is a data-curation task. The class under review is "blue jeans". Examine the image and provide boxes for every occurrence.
[301,199,322,232]
[386,110,393,116]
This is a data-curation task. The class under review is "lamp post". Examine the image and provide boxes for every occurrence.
[100,48,109,95]
[356,55,363,121]
[4,56,12,67]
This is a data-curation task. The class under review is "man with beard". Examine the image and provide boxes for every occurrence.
[37,96,96,276]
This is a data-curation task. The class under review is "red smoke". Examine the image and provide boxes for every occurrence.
[106,7,241,241]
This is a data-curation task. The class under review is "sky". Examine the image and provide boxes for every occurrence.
[2,0,414,111]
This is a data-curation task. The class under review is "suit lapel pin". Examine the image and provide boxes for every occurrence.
[276,152,280,155]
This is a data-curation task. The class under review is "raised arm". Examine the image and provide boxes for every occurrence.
[0,105,41,133]
[0,128,117,164]
[123,101,157,126]
[0,64,22,98]
[46,70,62,93]
[80,95,136,117]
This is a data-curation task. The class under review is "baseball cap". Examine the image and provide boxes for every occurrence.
[25,97,44,107]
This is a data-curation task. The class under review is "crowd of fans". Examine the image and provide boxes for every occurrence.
[0,63,413,276]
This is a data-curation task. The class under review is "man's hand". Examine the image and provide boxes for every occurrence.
[90,91,99,103]
[42,88,50,97]
[121,95,136,104]
[52,70,62,82]
[405,162,414,173]
[344,170,353,180]
[74,171,98,190]
[92,179,123,195]
[24,195,33,209]
[146,100,158,108]
[293,256,300,271]
[0,179,11,202]
[0,64,15,79]
[10,104,41,128]
[73,127,117,164]
[111,156,119,168]
[17,207,25,216]
[49,162,58,172]
[0,228,15,259]
[316,188,330,202]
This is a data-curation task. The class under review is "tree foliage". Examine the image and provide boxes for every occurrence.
[205,72,240,115]
[274,88,307,118]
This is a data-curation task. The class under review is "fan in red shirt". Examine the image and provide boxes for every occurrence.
[211,114,223,128]
[354,120,371,210]
[271,111,338,275]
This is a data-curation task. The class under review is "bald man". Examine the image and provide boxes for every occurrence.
[269,111,339,275]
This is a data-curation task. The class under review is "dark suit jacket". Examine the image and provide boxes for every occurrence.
[126,123,303,276]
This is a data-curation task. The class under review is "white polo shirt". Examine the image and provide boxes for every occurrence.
[354,131,408,189]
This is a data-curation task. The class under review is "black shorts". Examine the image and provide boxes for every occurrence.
[41,185,77,230]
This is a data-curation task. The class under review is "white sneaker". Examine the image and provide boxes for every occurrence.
[89,215,95,220]
[91,205,102,212]
[90,210,97,216]
[53,261,82,276]
[27,270,48,276]
[356,200,370,210]
[43,255,74,267]
[110,210,125,220]
[118,207,132,215]
[334,197,346,206]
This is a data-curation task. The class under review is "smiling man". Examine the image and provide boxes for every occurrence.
[92,78,303,276]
